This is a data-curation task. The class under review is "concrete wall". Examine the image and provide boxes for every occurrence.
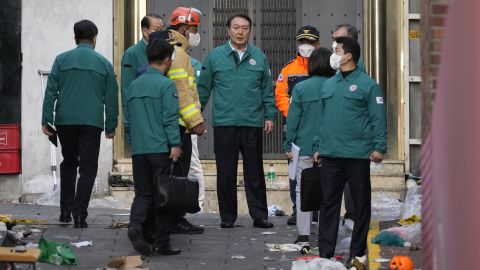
[0,0,115,202]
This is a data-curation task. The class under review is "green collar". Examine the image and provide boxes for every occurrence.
[335,67,361,82]
[77,43,94,49]
[145,67,166,77]
[137,40,147,49]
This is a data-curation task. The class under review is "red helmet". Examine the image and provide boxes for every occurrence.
[169,7,201,26]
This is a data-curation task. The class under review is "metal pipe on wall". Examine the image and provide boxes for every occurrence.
[125,0,146,49]
[363,0,386,93]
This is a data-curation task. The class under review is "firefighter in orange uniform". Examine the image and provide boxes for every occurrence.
[275,25,320,225]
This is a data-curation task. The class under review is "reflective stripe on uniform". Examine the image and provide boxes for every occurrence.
[178,118,187,127]
[168,68,189,80]
[188,76,195,87]
[179,104,200,119]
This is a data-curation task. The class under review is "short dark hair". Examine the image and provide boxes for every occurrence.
[141,14,163,29]
[227,14,252,28]
[334,24,359,41]
[335,36,360,64]
[308,47,336,77]
[147,38,174,64]
[74,20,98,44]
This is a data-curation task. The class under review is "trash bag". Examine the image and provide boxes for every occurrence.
[267,204,285,217]
[36,188,60,206]
[371,193,402,221]
[38,237,77,266]
[385,223,422,244]
[371,231,410,247]
[401,186,422,219]
[292,258,347,270]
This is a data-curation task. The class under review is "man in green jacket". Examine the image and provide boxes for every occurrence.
[121,14,164,112]
[314,37,387,268]
[331,23,365,228]
[198,14,277,229]
[41,20,118,228]
[124,38,182,256]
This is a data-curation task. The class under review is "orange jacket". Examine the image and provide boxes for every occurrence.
[274,55,309,117]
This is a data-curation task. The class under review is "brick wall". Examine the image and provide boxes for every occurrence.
[421,0,448,138]
[421,1,448,270]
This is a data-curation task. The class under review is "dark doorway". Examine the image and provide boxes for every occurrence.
[0,1,22,124]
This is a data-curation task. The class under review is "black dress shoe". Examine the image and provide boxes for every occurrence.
[59,211,72,223]
[152,243,181,256]
[171,217,204,234]
[220,222,234,228]
[128,227,152,256]
[253,219,274,228]
[294,235,309,244]
[73,217,87,228]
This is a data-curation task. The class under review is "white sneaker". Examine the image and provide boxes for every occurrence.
[349,255,366,270]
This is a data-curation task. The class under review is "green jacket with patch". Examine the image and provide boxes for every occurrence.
[124,68,180,155]
[284,76,328,156]
[42,43,118,133]
[317,67,387,159]
[197,42,276,127]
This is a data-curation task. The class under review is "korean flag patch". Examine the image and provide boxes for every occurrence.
[376,97,384,104]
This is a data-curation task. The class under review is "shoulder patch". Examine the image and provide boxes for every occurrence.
[376,97,383,104]
[277,74,284,82]
[173,92,178,98]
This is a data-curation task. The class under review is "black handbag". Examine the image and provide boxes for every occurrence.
[153,162,201,214]
[300,162,322,212]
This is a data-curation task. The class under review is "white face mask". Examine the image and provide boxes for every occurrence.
[188,32,201,47]
[332,41,338,52]
[330,53,342,70]
[298,44,315,58]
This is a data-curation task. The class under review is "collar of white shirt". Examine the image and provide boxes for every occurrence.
[229,40,247,61]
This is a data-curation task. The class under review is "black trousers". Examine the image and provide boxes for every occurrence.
[57,125,101,219]
[344,183,355,218]
[318,157,371,258]
[144,126,191,235]
[130,153,180,246]
[173,126,192,177]
[214,127,268,223]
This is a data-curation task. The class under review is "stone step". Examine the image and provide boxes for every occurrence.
[201,173,405,190]
[115,159,405,175]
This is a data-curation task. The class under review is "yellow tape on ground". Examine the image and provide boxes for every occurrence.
[367,220,381,270]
